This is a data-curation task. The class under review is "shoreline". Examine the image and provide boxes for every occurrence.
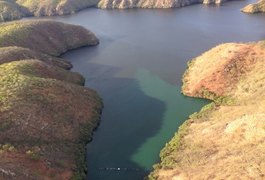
[0,20,103,179]
[149,41,265,179]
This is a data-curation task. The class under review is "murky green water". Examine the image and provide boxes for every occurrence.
[41,0,265,179]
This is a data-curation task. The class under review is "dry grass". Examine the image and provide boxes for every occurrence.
[150,41,265,179]
[0,20,99,56]
[0,20,102,179]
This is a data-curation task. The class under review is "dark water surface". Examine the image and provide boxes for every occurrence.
[43,1,265,179]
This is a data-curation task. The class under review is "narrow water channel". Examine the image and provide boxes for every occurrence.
[41,0,265,179]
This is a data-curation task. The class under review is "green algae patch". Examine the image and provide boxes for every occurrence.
[130,68,208,170]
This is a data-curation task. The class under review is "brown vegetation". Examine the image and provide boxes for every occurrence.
[150,41,265,179]
[0,20,102,179]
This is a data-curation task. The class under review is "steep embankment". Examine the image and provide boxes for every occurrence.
[241,0,265,13]
[98,0,227,9]
[0,0,98,22]
[16,0,99,16]
[0,20,102,179]
[149,41,265,179]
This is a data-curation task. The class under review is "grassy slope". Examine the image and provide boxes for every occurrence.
[149,42,265,179]
[0,20,102,179]
[241,0,265,13]
[0,46,73,70]
[0,60,102,179]
[0,20,99,56]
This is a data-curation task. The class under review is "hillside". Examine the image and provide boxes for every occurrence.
[0,46,73,70]
[16,0,99,16]
[0,0,98,22]
[0,20,99,56]
[149,41,265,179]
[0,0,31,22]
[0,20,102,179]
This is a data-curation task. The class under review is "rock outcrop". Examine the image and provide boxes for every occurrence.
[0,0,99,23]
[0,20,102,179]
[149,41,265,179]
[97,0,228,9]
[241,0,265,13]
[16,0,99,16]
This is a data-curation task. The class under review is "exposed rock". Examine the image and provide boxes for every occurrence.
[150,41,265,179]
[241,0,265,13]
[97,0,228,9]
[16,0,99,16]
[0,20,99,56]
[0,0,98,23]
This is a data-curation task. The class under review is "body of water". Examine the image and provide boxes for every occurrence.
[42,1,265,179]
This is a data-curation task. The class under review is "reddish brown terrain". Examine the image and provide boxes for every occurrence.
[0,20,102,179]
[149,41,265,179]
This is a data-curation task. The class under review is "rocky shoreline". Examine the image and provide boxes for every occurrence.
[0,0,99,23]
[241,0,265,13]
[1,0,263,23]
[97,0,229,9]
[0,0,236,23]
[0,20,103,179]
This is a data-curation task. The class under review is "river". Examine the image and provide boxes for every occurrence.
[42,0,265,179]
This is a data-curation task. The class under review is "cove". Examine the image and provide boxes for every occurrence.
[40,0,265,179]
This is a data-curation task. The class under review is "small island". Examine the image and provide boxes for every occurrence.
[241,0,265,13]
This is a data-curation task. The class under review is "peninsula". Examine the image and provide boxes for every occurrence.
[0,20,102,179]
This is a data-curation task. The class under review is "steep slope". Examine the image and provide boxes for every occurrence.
[149,41,265,179]
[0,0,98,23]
[16,0,99,16]
[241,0,265,13]
[98,0,229,9]
[0,20,99,56]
